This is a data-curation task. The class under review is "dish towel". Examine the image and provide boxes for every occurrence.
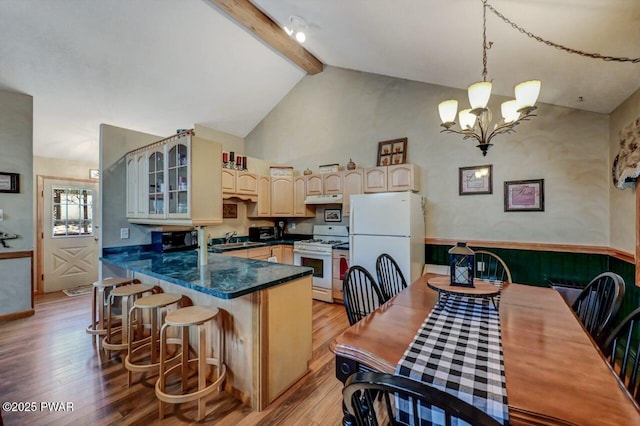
[395,295,508,425]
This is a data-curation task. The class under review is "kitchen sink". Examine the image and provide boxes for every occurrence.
[212,241,266,249]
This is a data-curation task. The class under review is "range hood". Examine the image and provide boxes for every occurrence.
[304,194,343,204]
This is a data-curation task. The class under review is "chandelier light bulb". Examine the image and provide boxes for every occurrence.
[515,80,541,111]
[501,100,520,123]
[285,16,307,44]
[438,100,458,124]
[295,30,306,43]
[468,81,492,111]
[459,109,477,130]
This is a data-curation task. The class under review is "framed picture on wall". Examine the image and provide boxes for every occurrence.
[504,179,544,212]
[377,137,407,166]
[324,208,342,222]
[0,172,19,193]
[459,165,492,195]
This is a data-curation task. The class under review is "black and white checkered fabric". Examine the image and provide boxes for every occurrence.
[394,295,508,425]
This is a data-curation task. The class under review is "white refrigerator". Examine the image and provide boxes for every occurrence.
[349,192,425,284]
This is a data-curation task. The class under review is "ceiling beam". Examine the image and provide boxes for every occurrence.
[210,0,324,75]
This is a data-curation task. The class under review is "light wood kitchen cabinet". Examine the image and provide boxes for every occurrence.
[126,133,223,226]
[323,172,342,194]
[332,250,349,304]
[305,174,323,196]
[271,176,294,216]
[247,246,271,260]
[281,245,294,264]
[342,169,363,217]
[269,245,282,262]
[248,175,271,218]
[364,163,419,193]
[223,169,258,200]
[293,176,315,217]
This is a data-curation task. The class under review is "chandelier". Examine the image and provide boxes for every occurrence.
[438,0,540,156]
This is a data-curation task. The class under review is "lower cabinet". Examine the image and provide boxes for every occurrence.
[218,245,293,264]
[281,245,294,265]
[332,250,349,304]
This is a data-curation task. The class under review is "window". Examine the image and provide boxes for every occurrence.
[52,186,93,237]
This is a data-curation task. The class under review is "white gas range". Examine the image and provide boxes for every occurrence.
[293,225,349,303]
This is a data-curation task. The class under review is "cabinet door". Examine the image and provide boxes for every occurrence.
[166,141,190,218]
[271,177,293,216]
[342,169,363,217]
[293,176,312,217]
[323,172,342,194]
[388,164,417,191]
[126,154,137,218]
[256,175,271,217]
[248,246,271,260]
[147,147,166,218]
[222,169,236,194]
[305,175,323,196]
[364,167,387,193]
[135,152,148,217]
[281,245,294,264]
[269,245,283,262]
[237,171,258,195]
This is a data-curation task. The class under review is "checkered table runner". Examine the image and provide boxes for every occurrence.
[394,295,508,425]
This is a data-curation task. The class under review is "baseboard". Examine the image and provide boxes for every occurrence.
[0,309,35,322]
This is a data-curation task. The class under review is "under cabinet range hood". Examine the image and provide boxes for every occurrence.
[304,194,343,204]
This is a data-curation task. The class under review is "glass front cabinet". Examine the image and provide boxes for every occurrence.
[125,132,223,226]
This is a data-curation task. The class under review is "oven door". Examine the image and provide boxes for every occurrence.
[293,250,333,302]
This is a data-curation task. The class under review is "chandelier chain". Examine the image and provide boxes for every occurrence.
[485,1,640,63]
[481,0,488,81]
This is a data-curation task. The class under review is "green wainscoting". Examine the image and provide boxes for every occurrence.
[425,244,640,328]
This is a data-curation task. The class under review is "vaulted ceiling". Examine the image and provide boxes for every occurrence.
[1,0,638,163]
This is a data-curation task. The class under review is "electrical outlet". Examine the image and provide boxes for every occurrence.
[120,227,129,239]
[477,261,485,272]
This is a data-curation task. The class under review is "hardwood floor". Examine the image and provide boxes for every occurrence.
[0,292,350,425]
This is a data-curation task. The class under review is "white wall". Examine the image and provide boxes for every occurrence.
[0,90,33,315]
[246,66,610,246]
[609,87,640,254]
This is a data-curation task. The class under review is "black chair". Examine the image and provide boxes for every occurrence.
[375,253,407,302]
[572,272,625,345]
[473,250,512,283]
[343,266,385,326]
[343,371,501,426]
[602,306,640,403]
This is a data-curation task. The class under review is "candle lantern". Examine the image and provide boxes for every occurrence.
[448,242,475,287]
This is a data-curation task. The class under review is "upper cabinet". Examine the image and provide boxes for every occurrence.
[305,174,323,196]
[248,175,271,218]
[342,169,363,216]
[271,176,294,216]
[293,176,315,217]
[125,132,223,226]
[364,163,419,193]
[223,169,258,200]
[323,172,342,194]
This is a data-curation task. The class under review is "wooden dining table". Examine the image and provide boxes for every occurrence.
[330,273,640,426]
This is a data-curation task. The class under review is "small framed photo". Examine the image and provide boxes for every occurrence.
[504,179,544,212]
[377,138,407,166]
[459,165,492,195]
[324,208,342,222]
[223,203,238,219]
[0,172,19,193]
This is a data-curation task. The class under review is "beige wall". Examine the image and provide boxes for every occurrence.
[609,87,640,254]
[246,66,610,246]
[34,156,98,179]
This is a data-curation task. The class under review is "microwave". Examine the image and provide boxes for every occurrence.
[151,230,198,252]
[248,226,276,242]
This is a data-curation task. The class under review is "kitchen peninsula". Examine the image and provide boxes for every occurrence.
[101,249,313,410]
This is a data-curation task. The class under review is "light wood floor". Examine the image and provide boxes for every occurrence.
[0,291,350,425]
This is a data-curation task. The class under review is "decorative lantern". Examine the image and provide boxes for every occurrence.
[449,242,475,287]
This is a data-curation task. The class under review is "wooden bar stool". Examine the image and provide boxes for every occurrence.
[124,293,190,386]
[102,283,157,357]
[155,306,226,421]
[85,277,136,339]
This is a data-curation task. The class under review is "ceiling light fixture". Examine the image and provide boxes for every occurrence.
[284,16,307,44]
[438,0,540,156]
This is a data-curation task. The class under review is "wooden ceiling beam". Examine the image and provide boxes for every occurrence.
[210,0,324,75]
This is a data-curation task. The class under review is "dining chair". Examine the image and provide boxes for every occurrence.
[375,253,407,302]
[602,306,640,403]
[343,266,385,326]
[343,371,501,426]
[473,250,512,283]
[572,272,625,346]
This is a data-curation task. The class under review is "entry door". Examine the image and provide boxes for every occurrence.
[42,178,98,292]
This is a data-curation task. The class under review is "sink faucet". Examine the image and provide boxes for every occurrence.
[224,231,237,244]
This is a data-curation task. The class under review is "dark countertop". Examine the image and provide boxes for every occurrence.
[101,250,313,300]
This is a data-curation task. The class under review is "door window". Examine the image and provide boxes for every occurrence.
[52,186,93,237]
